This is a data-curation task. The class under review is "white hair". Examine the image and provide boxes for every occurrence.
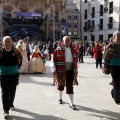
[63,36,71,43]
[3,36,12,43]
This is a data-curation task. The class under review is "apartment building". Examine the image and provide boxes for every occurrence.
[66,0,80,39]
[76,0,120,42]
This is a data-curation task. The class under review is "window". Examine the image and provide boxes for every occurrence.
[99,19,103,30]
[109,2,113,14]
[3,11,11,18]
[74,32,77,35]
[68,16,71,19]
[91,7,95,18]
[83,22,87,32]
[84,36,87,41]
[91,35,95,42]
[99,35,103,42]
[92,20,95,29]
[108,17,113,29]
[85,0,87,3]
[100,5,103,16]
[69,24,71,28]
[84,9,87,19]
[88,20,91,31]
[68,32,72,35]
[74,16,77,19]
[74,24,77,28]
[108,34,113,40]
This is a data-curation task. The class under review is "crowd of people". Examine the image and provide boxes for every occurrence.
[0,31,120,119]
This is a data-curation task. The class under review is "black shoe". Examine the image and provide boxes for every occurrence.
[69,104,76,110]
[58,99,63,104]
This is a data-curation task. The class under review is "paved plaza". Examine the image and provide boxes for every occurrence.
[0,56,120,120]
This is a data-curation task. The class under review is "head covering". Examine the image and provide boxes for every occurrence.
[33,45,40,53]
[113,31,120,36]
[16,39,23,49]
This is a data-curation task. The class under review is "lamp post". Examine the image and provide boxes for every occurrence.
[89,26,94,41]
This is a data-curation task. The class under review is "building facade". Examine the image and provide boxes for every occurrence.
[66,0,80,39]
[0,0,66,41]
[75,0,120,42]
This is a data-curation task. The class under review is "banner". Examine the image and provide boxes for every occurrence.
[14,12,42,17]
[61,22,69,37]
[9,25,39,38]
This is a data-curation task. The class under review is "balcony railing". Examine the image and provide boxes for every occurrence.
[99,11,103,16]
[107,23,113,29]
[98,24,103,30]
[83,27,87,32]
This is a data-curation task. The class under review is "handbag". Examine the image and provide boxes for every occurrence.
[102,64,110,75]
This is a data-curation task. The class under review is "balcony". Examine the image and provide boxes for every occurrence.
[91,13,95,18]
[98,24,103,30]
[109,8,113,14]
[99,11,103,16]
[83,27,87,32]
[84,15,87,19]
[107,23,113,29]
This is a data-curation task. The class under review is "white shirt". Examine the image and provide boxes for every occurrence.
[65,47,73,62]
[50,47,73,72]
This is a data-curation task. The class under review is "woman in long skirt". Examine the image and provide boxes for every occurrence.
[30,45,46,73]
[16,39,29,73]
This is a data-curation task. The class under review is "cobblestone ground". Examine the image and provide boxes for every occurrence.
[0,56,120,120]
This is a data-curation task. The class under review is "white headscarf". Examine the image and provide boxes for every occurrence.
[33,45,40,53]
[16,39,23,49]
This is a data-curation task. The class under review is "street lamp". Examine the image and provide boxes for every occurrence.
[89,26,94,41]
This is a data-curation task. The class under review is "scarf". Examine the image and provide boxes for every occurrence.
[53,45,78,86]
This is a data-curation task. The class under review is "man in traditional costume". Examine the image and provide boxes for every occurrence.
[0,36,22,119]
[51,36,78,110]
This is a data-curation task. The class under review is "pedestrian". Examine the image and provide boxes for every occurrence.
[51,36,78,110]
[23,39,32,61]
[78,42,84,63]
[0,36,22,119]
[16,39,29,73]
[93,42,103,69]
[104,31,120,105]
[30,45,46,73]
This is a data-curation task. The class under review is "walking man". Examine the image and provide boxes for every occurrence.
[0,36,22,119]
[51,36,78,110]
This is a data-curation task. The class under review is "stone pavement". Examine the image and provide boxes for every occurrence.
[0,56,120,120]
